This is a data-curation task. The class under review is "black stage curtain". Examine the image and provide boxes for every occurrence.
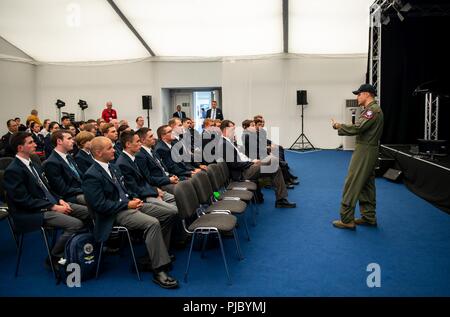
[381,145,450,213]
[380,14,450,144]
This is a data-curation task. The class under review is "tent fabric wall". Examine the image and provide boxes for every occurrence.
[0,37,35,134]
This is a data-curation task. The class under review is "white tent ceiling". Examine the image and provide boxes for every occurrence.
[0,0,373,62]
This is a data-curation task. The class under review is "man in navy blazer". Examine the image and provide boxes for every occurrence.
[75,148,94,174]
[43,130,86,205]
[82,136,178,289]
[101,123,120,163]
[169,118,207,171]
[219,120,296,209]
[154,125,200,178]
[115,130,178,215]
[205,100,224,120]
[3,132,89,263]
[172,104,186,119]
[43,121,60,159]
[74,131,95,175]
[135,128,179,193]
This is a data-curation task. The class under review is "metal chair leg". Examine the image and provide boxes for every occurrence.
[50,228,58,249]
[217,232,232,285]
[200,233,208,258]
[125,230,141,281]
[6,216,18,248]
[41,227,58,282]
[95,241,104,279]
[241,215,251,241]
[119,232,126,257]
[251,197,257,226]
[232,228,244,261]
[14,234,24,277]
[184,232,196,283]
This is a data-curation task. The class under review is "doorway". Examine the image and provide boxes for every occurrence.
[164,88,222,132]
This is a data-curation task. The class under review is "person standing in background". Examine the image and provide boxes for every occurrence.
[101,101,118,123]
[26,109,42,127]
[172,105,186,119]
[135,116,145,130]
[206,100,224,120]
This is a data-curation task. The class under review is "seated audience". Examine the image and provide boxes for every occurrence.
[82,137,178,289]
[74,131,95,175]
[43,130,86,205]
[135,128,179,194]
[4,132,89,268]
[218,120,296,208]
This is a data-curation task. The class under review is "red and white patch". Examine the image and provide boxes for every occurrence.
[363,110,374,119]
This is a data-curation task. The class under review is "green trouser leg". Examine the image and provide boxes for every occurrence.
[358,171,377,222]
[339,145,378,224]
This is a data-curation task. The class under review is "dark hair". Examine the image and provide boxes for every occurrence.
[120,130,135,149]
[242,119,254,129]
[86,119,96,124]
[117,124,130,135]
[6,119,15,127]
[101,123,115,135]
[181,117,192,124]
[51,129,71,147]
[61,116,71,122]
[253,115,263,121]
[49,121,60,132]
[254,118,264,126]
[10,132,32,154]
[14,117,21,121]
[30,121,40,130]
[220,120,234,131]
[135,116,144,123]
[84,123,96,133]
[157,125,170,139]
[136,127,151,140]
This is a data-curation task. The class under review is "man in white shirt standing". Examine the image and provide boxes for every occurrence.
[135,116,145,131]
[206,100,224,120]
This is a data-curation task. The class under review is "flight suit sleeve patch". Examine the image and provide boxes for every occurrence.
[363,110,374,119]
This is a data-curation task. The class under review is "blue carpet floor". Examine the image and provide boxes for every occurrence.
[1,150,449,297]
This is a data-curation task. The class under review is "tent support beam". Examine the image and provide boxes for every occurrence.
[282,0,288,53]
[106,0,156,57]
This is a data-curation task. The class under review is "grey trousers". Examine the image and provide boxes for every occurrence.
[161,184,176,195]
[66,194,87,205]
[43,203,90,258]
[242,156,288,200]
[115,202,177,270]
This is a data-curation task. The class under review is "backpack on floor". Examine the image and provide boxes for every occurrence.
[63,232,99,282]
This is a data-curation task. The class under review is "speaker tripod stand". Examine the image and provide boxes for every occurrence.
[289,104,315,151]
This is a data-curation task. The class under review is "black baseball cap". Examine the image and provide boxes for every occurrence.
[352,84,377,96]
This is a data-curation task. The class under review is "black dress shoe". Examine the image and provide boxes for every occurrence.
[275,198,296,208]
[286,184,295,189]
[170,254,176,262]
[152,271,179,289]
[102,246,120,255]
[171,240,188,250]
[289,180,300,185]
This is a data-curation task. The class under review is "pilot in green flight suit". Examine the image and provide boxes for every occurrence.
[331,84,384,230]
